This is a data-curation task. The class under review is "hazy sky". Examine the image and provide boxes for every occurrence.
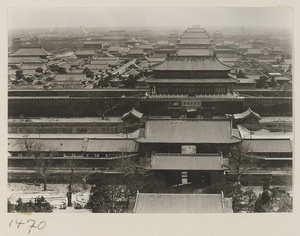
[8,7,292,29]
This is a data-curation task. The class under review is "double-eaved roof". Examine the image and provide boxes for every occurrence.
[150,153,228,170]
[136,118,241,144]
[185,28,206,33]
[175,49,213,57]
[10,46,52,57]
[179,38,212,45]
[133,193,233,213]
[181,32,209,39]
[8,57,44,65]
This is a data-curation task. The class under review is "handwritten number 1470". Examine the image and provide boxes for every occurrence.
[9,219,46,234]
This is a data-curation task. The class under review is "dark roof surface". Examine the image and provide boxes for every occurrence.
[179,38,212,45]
[185,28,206,33]
[134,193,232,213]
[8,57,44,64]
[10,47,51,57]
[181,32,210,39]
[146,77,237,84]
[137,119,240,144]
[152,56,232,71]
[176,49,213,57]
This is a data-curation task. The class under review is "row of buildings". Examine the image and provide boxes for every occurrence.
[7,26,292,213]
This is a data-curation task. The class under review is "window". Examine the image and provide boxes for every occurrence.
[18,153,22,157]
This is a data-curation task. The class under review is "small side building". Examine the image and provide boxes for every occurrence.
[228,108,261,128]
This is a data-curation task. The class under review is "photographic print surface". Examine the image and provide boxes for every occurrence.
[7,7,293,213]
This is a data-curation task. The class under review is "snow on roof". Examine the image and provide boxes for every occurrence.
[232,108,261,120]
[150,153,228,170]
[137,119,240,144]
[121,108,143,120]
[134,193,232,213]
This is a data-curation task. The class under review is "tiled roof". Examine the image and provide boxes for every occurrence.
[275,76,291,82]
[75,50,95,55]
[136,119,241,144]
[176,49,213,57]
[90,60,108,65]
[181,32,209,39]
[122,108,143,120]
[237,78,256,84]
[101,35,128,40]
[246,69,263,76]
[106,30,127,36]
[128,49,145,55]
[185,28,206,33]
[83,41,103,45]
[233,108,260,120]
[146,77,237,84]
[150,153,228,170]
[217,54,239,59]
[238,45,253,49]
[223,41,235,45]
[246,49,262,54]
[94,57,118,61]
[242,139,292,153]
[152,56,232,71]
[10,47,51,57]
[21,63,45,70]
[54,74,85,81]
[134,193,232,213]
[108,46,119,51]
[84,64,108,70]
[179,38,212,45]
[8,137,137,153]
[126,69,140,76]
[8,57,44,64]
[137,60,149,68]
[139,44,153,50]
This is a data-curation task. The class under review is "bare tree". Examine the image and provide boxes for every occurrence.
[226,143,260,185]
[22,135,55,191]
[65,159,87,207]
[97,100,124,120]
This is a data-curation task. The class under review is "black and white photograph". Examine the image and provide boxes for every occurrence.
[6,5,294,217]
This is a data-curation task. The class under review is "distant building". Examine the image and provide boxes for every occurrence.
[125,49,145,59]
[178,27,212,49]
[227,108,261,127]
[100,30,129,46]
[10,46,52,59]
[75,50,95,59]
[82,41,103,49]
[245,49,263,58]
